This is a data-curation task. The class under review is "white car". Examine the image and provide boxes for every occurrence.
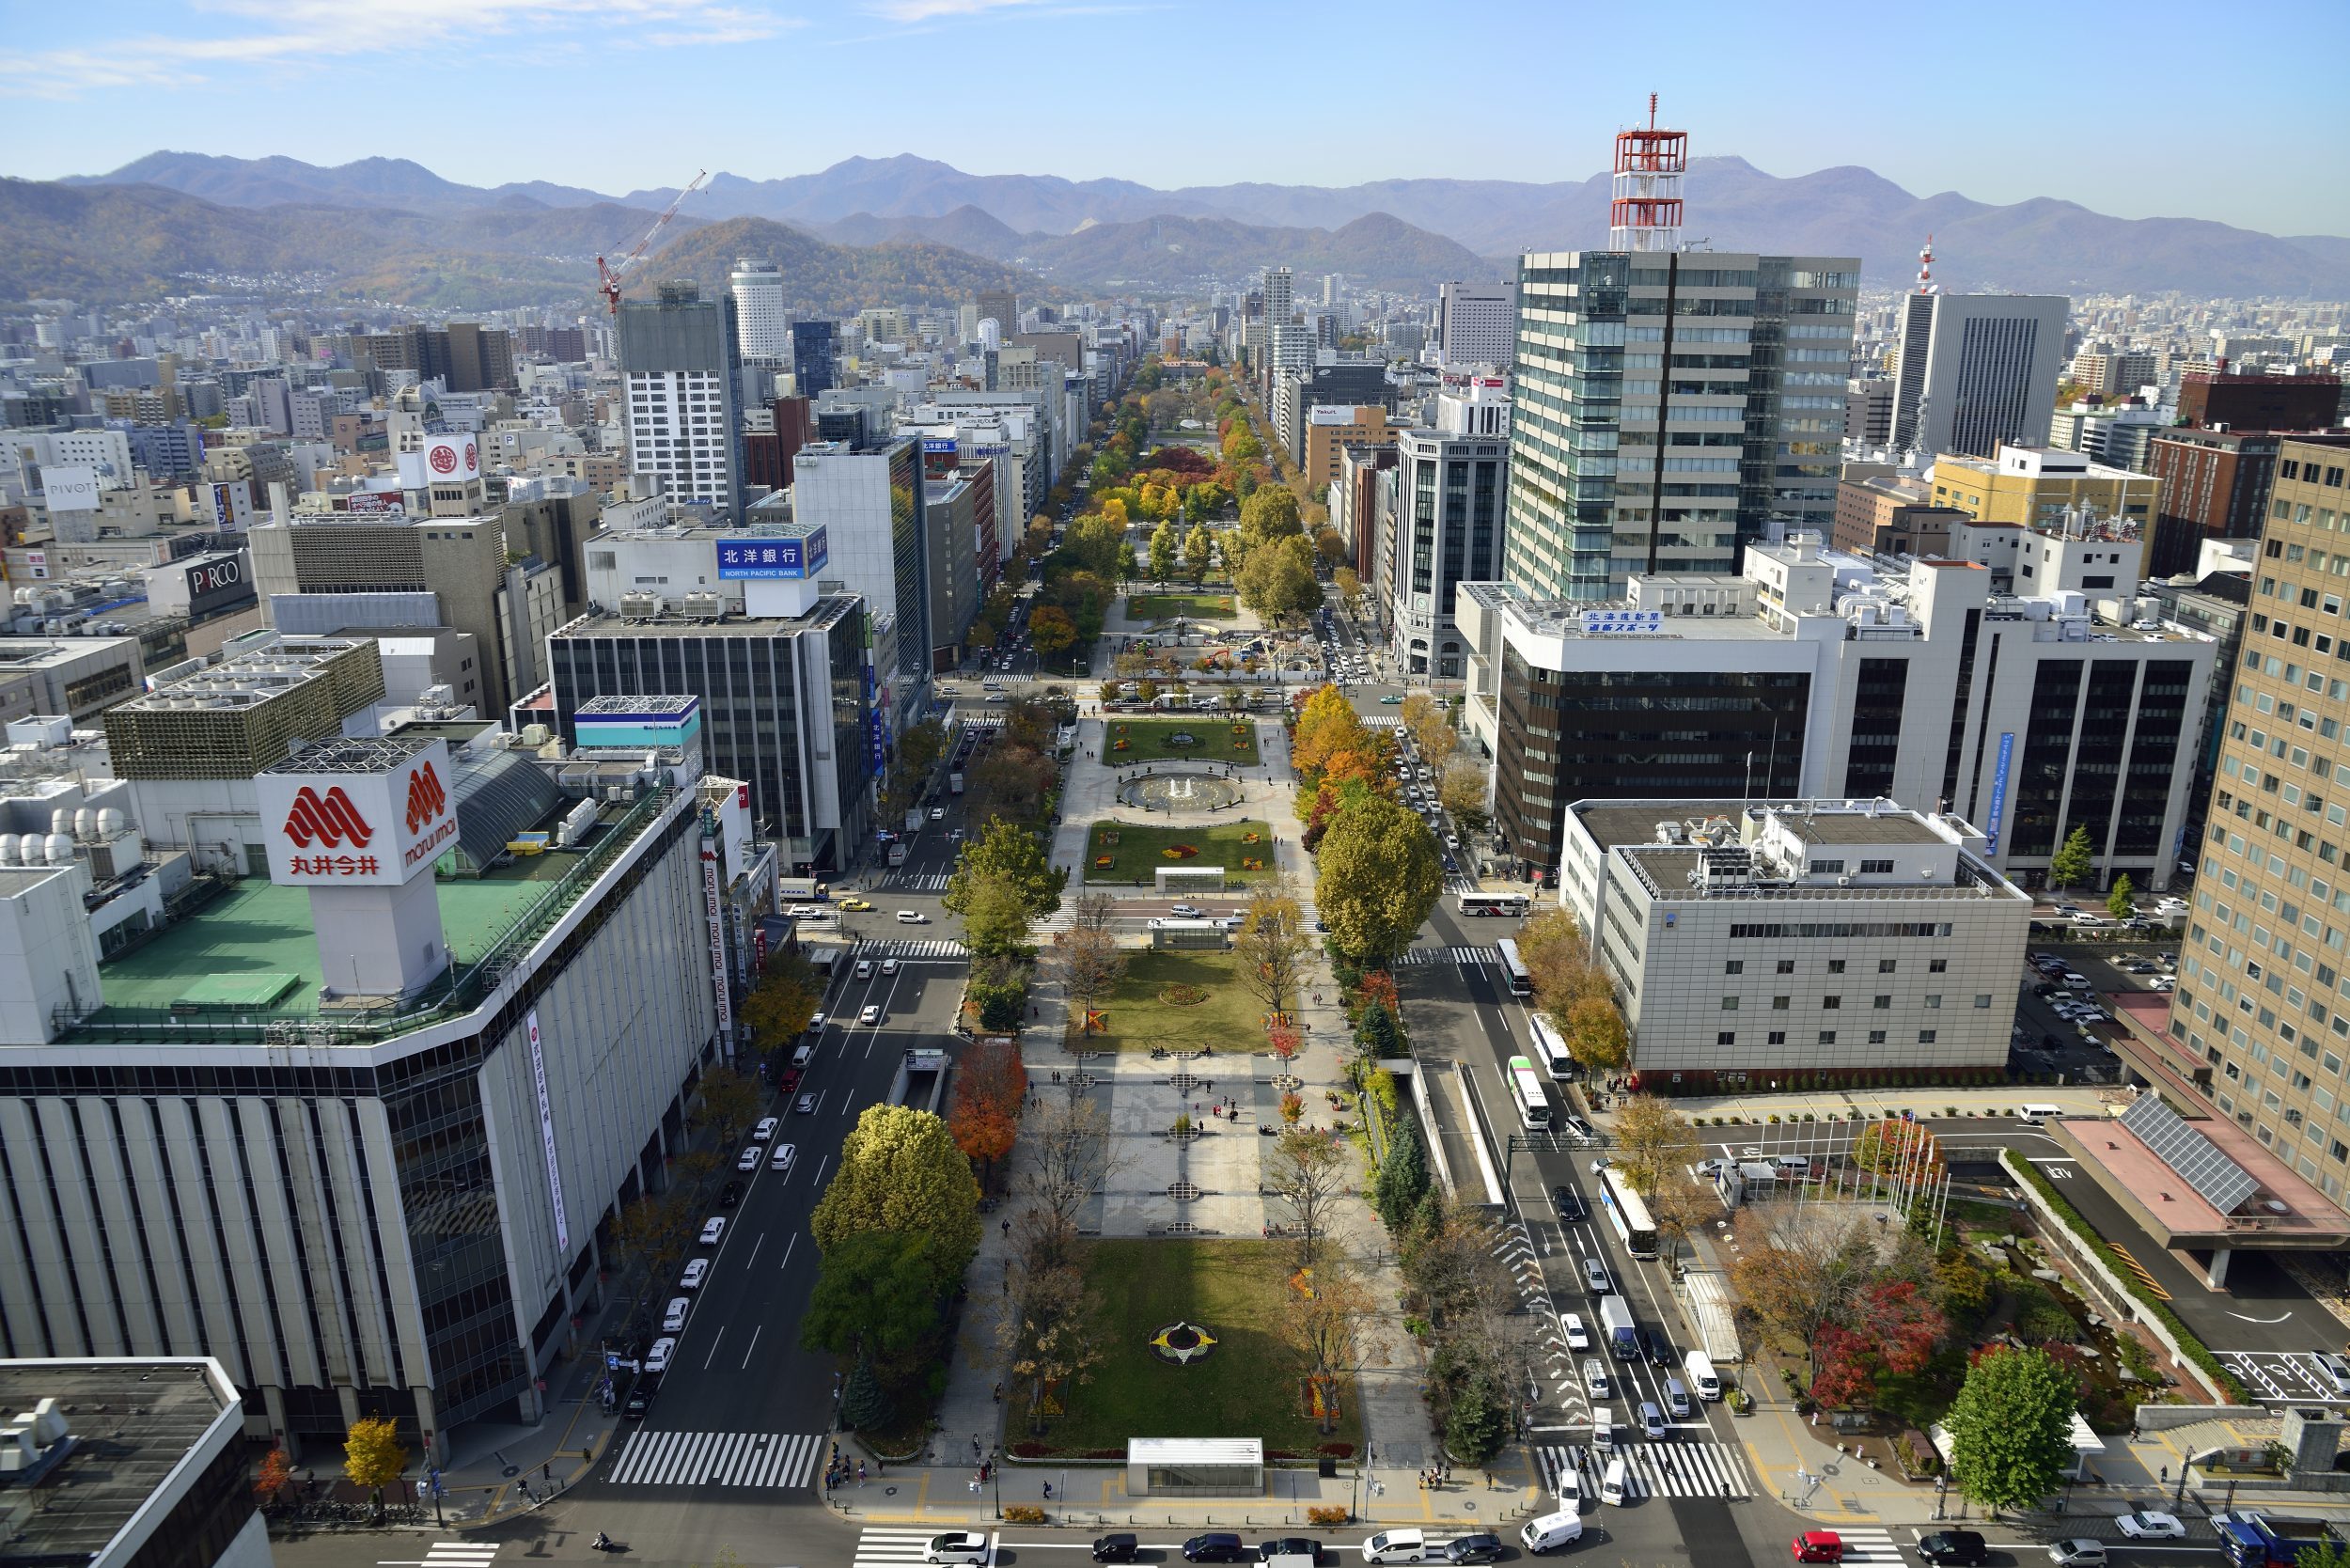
[1583,1358,1611,1398]
[854,959,874,980]
[644,1337,676,1373]
[698,1216,726,1246]
[679,1258,709,1290]
[860,1004,883,1026]
[2114,1513,2185,1541]
[735,1145,760,1172]
[751,1116,778,1142]
[930,807,947,821]
[896,910,927,924]
[807,1010,827,1031]
[924,1533,992,1565]
[1563,1312,1590,1351]
[1360,1530,1436,1565]
[881,957,901,975]
[662,1296,689,1333]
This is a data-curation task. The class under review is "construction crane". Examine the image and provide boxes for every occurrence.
[595,169,709,317]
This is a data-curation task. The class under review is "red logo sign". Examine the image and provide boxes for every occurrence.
[405,761,448,833]
[283,787,374,848]
[463,442,478,471]
[429,444,458,474]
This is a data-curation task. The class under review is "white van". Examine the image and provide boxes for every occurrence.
[1590,1405,1618,1452]
[1519,1511,1583,1554]
[1684,1350,1722,1402]
[1359,1530,1433,1565]
[2018,1103,2064,1125]
[1598,1456,1629,1507]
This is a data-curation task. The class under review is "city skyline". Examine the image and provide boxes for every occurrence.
[5,0,2347,236]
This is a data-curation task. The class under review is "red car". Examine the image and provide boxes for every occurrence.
[774,1068,802,1096]
[1793,1533,1844,1563]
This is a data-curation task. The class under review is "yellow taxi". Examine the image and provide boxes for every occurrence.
[838,896,874,911]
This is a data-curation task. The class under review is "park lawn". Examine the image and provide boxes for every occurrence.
[1084,817,1273,886]
[1104,715,1259,763]
[1078,949,1275,1054]
[1021,1238,1365,1459]
[1128,591,1237,620]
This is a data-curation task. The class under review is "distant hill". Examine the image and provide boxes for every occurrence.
[61,149,2350,297]
[969,212,1500,290]
[643,215,1034,319]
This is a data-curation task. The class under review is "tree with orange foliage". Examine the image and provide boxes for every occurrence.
[254,1446,293,1507]
[948,1039,1028,1185]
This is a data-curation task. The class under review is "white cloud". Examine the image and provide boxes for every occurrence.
[10,0,795,97]
[862,0,1049,21]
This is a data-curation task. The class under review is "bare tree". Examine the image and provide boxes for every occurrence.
[1648,1168,1715,1265]
[1728,1200,1883,1369]
[1279,1250,1389,1435]
[1233,878,1314,1021]
[1018,1094,1127,1267]
[1267,1126,1350,1268]
[1050,891,1128,1038]
[995,1248,1106,1436]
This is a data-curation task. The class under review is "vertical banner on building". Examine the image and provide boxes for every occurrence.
[1984,731,2016,856]
[703,846,732,1050]
[526,1009,569,1251]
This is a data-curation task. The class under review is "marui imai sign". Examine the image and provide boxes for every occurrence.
[256,740,457,887]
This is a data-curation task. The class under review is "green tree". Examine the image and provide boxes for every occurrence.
[2295,1544,2350,1568]
[1183,522,1214,581]
[1148,520,1178,582]
[956,869,1037,958]
[1443,1372,1510,1465]
[1372,1124,1430,1229]
[801,1229,945,1361]
[839,1354,896,1434]
[1316,796,1443,965]
[1027,604,1077,658]
[1235,532,1323,624]
[1564,996,1630,1072]
[946,817,1066,921]
[2048,824,2094,894]
[810,1104,982,1289]
[1060,513,1127,581]
[1355,999,1402,1058]
[2107,872,2137,921]
[1233,880,1313,1018]
[1945,1346,2079,1515]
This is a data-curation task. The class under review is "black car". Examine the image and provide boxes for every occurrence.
[1257,1540,1319,1562]
[719,1180,744,1207]
[2031,981,2058,997]
[1094,1535,1139,1563]
[1551,1184,1586,1221]
[1443,1536,1505,1565]
[1184,1536,1249,1563]
[1640,1327,1676,1368]
[1918,1530,1987,1565]
[621,1388,650,1420]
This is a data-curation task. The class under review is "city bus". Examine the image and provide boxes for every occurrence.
[1456,891,1529,918]
[1494,937,1534,998]
[1529,1012,1576,1080]
[1507,1055,1552,1132]
[1598,1166,1659,1259]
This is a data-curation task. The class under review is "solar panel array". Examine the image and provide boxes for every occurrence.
[2121,1094,2260,1215]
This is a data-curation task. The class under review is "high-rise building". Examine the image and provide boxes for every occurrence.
[791,437,932,730]
[976,290,1018,337]
[1388,381,1510,680]
[1261,268,1293,332]
[790,320,838,400]
[358,323,514,392]
[619,282,744,518]
[1888,291,2069,461]
[1504,252,1858,601]
[1434,281,1519,368]
[729,257,790,360]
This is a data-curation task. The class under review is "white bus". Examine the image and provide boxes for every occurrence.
[1494,937,1534,998]
[1457,891,1529,918]
[1530,1012,1575,1080]
[1598,1166,1659,1259]
[1507,1055,1552,1131]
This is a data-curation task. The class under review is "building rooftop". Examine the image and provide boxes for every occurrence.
[1777,811,1947,848]
[0,1358,238,1565]
[555,594,858,640]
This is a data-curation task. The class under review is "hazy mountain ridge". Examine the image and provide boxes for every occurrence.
[642,215,1036,319]
[57,149,2350,297]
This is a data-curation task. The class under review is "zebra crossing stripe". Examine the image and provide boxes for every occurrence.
[1537,1441,1751,1499]
[855,1529,968,1565]
[606,1429,824,1488]
[1396,945,1499,967]
[1830,1531,1903,1565]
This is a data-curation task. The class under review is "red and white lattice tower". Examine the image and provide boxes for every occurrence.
[1608,93,1687,253]
[1916,233,1937,293]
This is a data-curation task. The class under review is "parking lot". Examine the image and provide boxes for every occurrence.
[2012,942,2180,1083]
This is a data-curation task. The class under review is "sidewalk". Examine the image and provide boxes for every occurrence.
[1600,1084,2123,1131]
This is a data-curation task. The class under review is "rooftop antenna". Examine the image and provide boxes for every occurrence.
[1916,233,1938,294]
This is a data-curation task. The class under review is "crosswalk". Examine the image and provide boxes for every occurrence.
[1831,1529,1904,1566]
[1362,714,1402,729]
[857,1529,993,1568]
[398,1544,499,1568]
[1537,1440,1752,1500]
[881,871,952,892]
[604,1428,826,1489]
[866,938,969,961]
[1394,944,1499,968]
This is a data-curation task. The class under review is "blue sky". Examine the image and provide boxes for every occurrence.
[4,0,2346,235]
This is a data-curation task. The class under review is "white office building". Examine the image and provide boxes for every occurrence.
[729,258,790,361]
[1890,291,2070,462]
[1433,281,1519,368]
[1559,798,2032,1083]
[1386,378,1511,680]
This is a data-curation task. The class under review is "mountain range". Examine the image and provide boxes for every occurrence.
[27,149,2350,300]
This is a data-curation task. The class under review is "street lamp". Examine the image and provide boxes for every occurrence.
[991,1446,1002,1519]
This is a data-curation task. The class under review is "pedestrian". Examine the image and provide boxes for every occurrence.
[1482,1470,1493,1490]
[993,1383,1002,1403]
[858,1460,868,1483]
[1002,1218,1011,1238]
[1042,1481,1052,1500]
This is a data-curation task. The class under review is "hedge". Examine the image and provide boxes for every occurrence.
[2000,1149,2251,1404]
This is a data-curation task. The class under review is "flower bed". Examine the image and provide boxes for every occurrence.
[1159,983,1209,1006]
[1161,843,1199,859]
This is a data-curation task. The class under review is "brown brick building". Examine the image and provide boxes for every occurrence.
[2146,431,2350,578]
[2177,371,2340,432]
[1831,474,1970,557]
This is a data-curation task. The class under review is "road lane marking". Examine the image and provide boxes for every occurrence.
[741,1325,761,1367]
[700,1325,727,1370]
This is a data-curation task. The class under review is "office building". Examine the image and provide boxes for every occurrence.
[1261,268,1293,333]
[1558,798,2030,1083]
[1301,405,1400,497]
[790,320,838,400]
[1929,445,2158,532]
[1433,281,1518,368]
[358,324,514,392]
[1888,291,2068,461]
[0,1358,270,1568]
[2048,400,2164,473]
[1503,251,1859,601]
[547,558,871,866]
[1457,525,2213,893]
[2070,348,2158,399]
[619,282,745,518]
[1386,382,1509,680]
[1843,377,1895,447]
[1333,441,1400,593]
[2177,371,2341,433]
[2145,430,2295,579]
[729,257,790,360]
[789,438,932,729]
[1271,357,1390,463]
[1831,473,1968,557]
[976,290,1018,336]
[924,474,980,669]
